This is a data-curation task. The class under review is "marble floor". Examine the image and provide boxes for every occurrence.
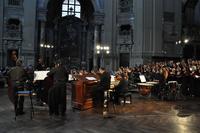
[0,87,200,133]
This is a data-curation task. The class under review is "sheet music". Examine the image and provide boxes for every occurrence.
[68,74,74,81]
[85,77,96,80]
[34,71,49,80]
[111,75,115,82]
[139,75,146,83]
[137,83,153,86]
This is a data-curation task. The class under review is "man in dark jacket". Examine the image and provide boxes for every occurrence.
[93,67,111,108]
[48,60,68,117]
[113,73,128,104]
[34,57,46,105]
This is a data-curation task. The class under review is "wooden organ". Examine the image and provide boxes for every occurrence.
[72,74,99,110]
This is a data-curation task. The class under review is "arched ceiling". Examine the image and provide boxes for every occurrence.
[182,0,200,26]
[194,1,200,25]
[182,0,199,12]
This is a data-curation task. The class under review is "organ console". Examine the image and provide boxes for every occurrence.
[72,74,99,110]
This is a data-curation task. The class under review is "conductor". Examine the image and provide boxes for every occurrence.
[48,60,68,117]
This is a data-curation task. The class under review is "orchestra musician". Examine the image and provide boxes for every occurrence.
[113,73,128,104]
[92,67,111,108]
[35,57,46,70]
[34,57,46,105]
[8,59,27,115]
[41,72,53,104]
[48,60,68,117]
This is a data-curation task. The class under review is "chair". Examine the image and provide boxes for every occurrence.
[163,81,179,101]
[128,83,138,93]
[118,91,132,105]
[14,81,34,120]
[103,89,116,116]
[116,79,132,105]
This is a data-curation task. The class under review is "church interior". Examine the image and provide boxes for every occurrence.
[1,0,200,132]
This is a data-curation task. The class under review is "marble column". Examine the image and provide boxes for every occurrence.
[93,12,104,69]
[39,21,46,57]
[93,24,100,68]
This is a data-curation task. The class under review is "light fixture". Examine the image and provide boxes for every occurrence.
[96,45,110,54]
[47,45,50,48]
[106,51,110,54]
[184,39,189,44]
[96,45,100,50]
[40,44,44,47]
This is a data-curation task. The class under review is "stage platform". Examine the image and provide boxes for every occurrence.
[0,87,200,133]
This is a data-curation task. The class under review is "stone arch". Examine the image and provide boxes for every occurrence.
[45,0,99,26]
[45,0,103,18]
[90,0,104,12]
[43,0,99,69]
[194,1,200,25]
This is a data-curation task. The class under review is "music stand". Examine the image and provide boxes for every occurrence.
[34,71,49,81]
[139,75,146,83]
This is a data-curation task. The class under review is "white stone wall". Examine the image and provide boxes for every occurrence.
[133,0,182,66]
[0,0,182,69]
[22,0,37,66]
[102,0,182,68]
[102,0,115,70]
[0,0,37,67]
[160,0,182,58]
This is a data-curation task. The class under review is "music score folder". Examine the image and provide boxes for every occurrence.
[85,77,97,80]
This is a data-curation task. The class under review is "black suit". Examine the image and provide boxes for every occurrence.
[114,78,128,104]
[93,71,110,107]
[34,62,45,103]
[48,66,68,116]
[99,71,111,91]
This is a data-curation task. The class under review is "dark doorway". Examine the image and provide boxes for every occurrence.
[119,53,130,67]
[97,56,101,69]
[195,45,200,59]
[183,44,200,59]
[183,45,194,59]
[89,57,93,71]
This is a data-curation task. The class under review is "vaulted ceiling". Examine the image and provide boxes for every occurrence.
[182,0,199,12]
[182,0,199,26]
